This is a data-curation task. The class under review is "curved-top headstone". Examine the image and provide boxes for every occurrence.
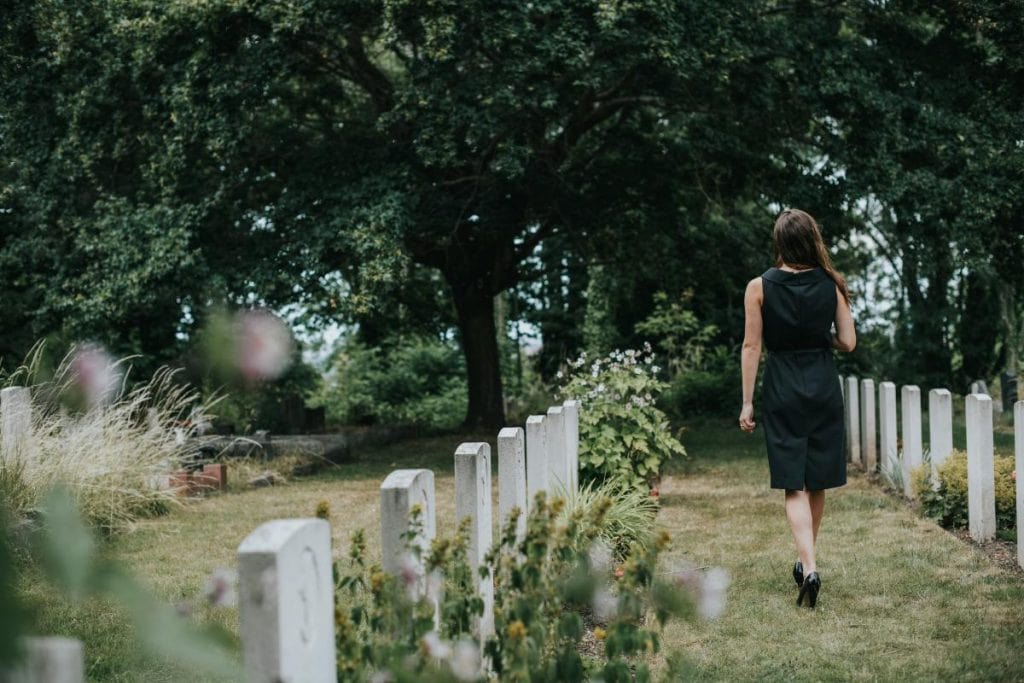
[379,469,436,592]
[455,442,494,640]
[545,406,569,494]
[237,518,336,683]
[525,415,548,509]
[497,427,527,542]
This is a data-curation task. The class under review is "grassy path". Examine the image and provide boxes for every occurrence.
[20,422,1024,681]
[657,419,1024,681]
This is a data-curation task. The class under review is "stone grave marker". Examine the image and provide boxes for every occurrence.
[901,385,923,497]
[3,637,84,683]
[1,386,32,462]
[455,442,495,640]
[525,415,548,509]
[562,399,581,492]
[879,382,898,477]
[860,378,877,472]
[846,377,861,467]
[966,394,996,542]
[545,406,569,494]
[379,469,436,598]
[497,427,527,542]
[928,389,954,474]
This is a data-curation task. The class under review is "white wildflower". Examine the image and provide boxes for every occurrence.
[449,639,480,681]
[202,568,238,607]
[421,631,452,660]
[699,568,730,620]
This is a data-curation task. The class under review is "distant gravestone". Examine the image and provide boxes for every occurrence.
[901,385,923,497]
[545,406,569,494]
[966,394,996,543]
[928,389,954,475]
[860,379,877,472]
[879,382,898,477]
[379,469,436,598]
[525,415,548,509]
[1015,400,1023,569]
[562,399,581,491]
[237,519,336,683]
[3,637,84,683]
[1,386,32,462]
[454,442,495,639]
[845,377,861,467]
[497,427,527,542]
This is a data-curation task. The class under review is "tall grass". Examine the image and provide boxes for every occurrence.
[1,347,208,532]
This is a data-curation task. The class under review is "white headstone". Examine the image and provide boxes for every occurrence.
[238,519,336,683]
[845,377,861,467]
[455,442,494,640]
[928,389,954,474]
[860,379,877,472]
[562,399,581,492]
[545,406,569,494]
[879,382,898,477]
[901,385,923,497]
[525,415,548,508]
[4,637,84,683]
[497,427,527,542]
[841,377,850,459]
[965,394,996,543]
[1015,400,1024,569]
[1,386,32,462]
[379,469,436,594]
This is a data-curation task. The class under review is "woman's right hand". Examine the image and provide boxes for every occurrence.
[739,402,756,433]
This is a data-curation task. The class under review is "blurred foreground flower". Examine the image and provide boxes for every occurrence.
[202,568,238,608]
[70,344,121,407]
[235,310,293,382]
[449,639,480,681]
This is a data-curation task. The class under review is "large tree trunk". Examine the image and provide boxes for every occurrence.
[451,281,506,429]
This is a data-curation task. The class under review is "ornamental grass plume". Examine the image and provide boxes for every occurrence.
[0,344,210,532]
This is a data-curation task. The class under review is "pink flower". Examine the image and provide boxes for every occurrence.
[70,344,120,407]
[234,310,293,381]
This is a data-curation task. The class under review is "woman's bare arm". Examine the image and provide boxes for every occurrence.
[739,278,763,432]
[833,286,856,352]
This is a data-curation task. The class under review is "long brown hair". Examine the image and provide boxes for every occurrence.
[772,208,851,305]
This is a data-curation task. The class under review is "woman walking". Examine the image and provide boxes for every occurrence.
[738,208,856,609]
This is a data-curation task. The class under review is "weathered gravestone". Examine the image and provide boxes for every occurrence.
[928,389,954,475]
[545,406,570,494]
[379,469,436,599]
[525,415,548,509]
[860,379,877,472]
[497,427,527,542]
[237,519,336,683]
[562,399,581,491]
[966,394,996,542]
[1015,400,1023,569]
[879,382,898,476]
[1,386,32,462]
[901,385,923,497]
[455,442,495,639]
[845,377,861,467]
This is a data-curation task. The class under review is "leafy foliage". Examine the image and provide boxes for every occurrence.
[917,450,1017,530]
[559,347,685,488]
[332,493,705,682]
[314,335,467,430]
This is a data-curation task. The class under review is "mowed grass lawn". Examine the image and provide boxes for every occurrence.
[19,420,1024,681]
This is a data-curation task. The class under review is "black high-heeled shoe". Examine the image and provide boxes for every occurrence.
[793,561,804,588]
[797,572,820,608]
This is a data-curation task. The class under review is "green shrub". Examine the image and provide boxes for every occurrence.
[919,450,1016,530]
[662,347,741,420]
[314,335,466,430]
[562,480,660,561]
[559,347,685,488]
[205,357,321,434]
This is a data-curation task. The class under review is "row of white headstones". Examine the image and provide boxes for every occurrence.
[839,378,1024,565]
[0,386,581,683]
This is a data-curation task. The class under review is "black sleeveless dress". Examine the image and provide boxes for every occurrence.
[761,267,846,490]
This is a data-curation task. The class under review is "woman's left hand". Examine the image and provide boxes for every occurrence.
[739,402,756,432]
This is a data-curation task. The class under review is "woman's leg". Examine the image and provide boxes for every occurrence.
[785,489,816,573]
[809,489,825,542]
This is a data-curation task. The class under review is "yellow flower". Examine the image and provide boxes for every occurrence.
[506,620,528,640]
[593,627,607,641]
